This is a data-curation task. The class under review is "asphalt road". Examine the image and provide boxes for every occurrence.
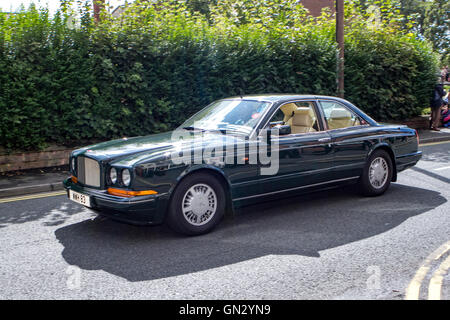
[0,142,449,300]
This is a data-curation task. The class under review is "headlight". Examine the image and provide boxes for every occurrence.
[71,157,76,173]
[121,169,131,186]
[110,167,117,184]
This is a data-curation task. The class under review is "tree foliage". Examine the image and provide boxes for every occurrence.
[0,0,439,151]
[358,0,449,64]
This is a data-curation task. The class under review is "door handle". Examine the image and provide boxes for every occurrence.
[318,137,331,143]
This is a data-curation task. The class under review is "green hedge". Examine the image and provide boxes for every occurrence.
[0,1,438,151]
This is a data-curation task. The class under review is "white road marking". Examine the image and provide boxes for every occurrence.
[434,165,450,171]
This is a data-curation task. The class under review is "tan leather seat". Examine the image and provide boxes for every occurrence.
[287,107,316,134]
[328,108,353,129]
[280,103,297,123]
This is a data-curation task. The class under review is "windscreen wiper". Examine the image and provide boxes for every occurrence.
[184,126,227,134]
[183,126,206,132]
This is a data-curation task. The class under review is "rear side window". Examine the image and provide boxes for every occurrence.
[319,101,362,130]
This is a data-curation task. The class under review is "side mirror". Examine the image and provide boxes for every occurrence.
[271,124,291,136]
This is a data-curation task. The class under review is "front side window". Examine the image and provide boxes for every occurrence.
[319,101,362,130]
[267,101,320,134]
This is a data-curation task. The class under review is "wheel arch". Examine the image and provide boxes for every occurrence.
[167,166,234,218]
[367,143,397,182]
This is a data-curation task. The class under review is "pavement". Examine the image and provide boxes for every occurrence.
[0,141,448,299]
[0,128,449,199]
[0,170,68,199]
[417,127,450,144]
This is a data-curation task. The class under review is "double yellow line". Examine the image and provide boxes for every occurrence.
[420,140,450,147]
[0,191,67,203]
[405,240,450,300]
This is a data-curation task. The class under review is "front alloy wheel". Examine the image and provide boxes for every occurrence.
[182,183,217,226]
[167,173,226,235]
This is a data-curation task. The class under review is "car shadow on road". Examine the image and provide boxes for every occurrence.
[55,183,446,282]
[411,166,450,184]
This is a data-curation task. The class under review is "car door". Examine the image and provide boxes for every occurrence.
[258,100,334,194]
[224,136,262,200]
[317,100,370,179]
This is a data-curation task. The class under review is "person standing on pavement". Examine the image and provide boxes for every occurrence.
[430,76,447,131]
[441,103,450,128]
[441,66,449,82]
[441,66,448,81]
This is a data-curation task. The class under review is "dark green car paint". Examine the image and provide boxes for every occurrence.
[63,95,421,225]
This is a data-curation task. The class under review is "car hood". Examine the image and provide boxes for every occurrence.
[73,130,248,167]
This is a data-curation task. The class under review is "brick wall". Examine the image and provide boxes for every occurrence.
[0,146,71,173]
[391,115,430,130]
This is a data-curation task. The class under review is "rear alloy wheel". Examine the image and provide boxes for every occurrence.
[167,173,226,236]
[359,149,393,196]
[368,157,389,189]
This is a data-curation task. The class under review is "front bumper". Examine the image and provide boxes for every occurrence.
[63,178,168,225]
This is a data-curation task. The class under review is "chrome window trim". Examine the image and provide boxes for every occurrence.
[324,124,371,132]
[222,98,274,104]
[317,99,371,132]
[253,99,323,139]
[248,101,275,140]
[271,130,330,142]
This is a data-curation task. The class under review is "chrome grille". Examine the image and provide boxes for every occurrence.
[77,156,100,187]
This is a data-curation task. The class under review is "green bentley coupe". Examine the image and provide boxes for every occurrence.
[64,95,421,235]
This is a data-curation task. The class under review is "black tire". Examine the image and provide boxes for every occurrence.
[166,172,226,236]
[359,149,393,196]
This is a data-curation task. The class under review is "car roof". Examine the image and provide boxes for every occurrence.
[223,94,378,126]
[223,94,347,104]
